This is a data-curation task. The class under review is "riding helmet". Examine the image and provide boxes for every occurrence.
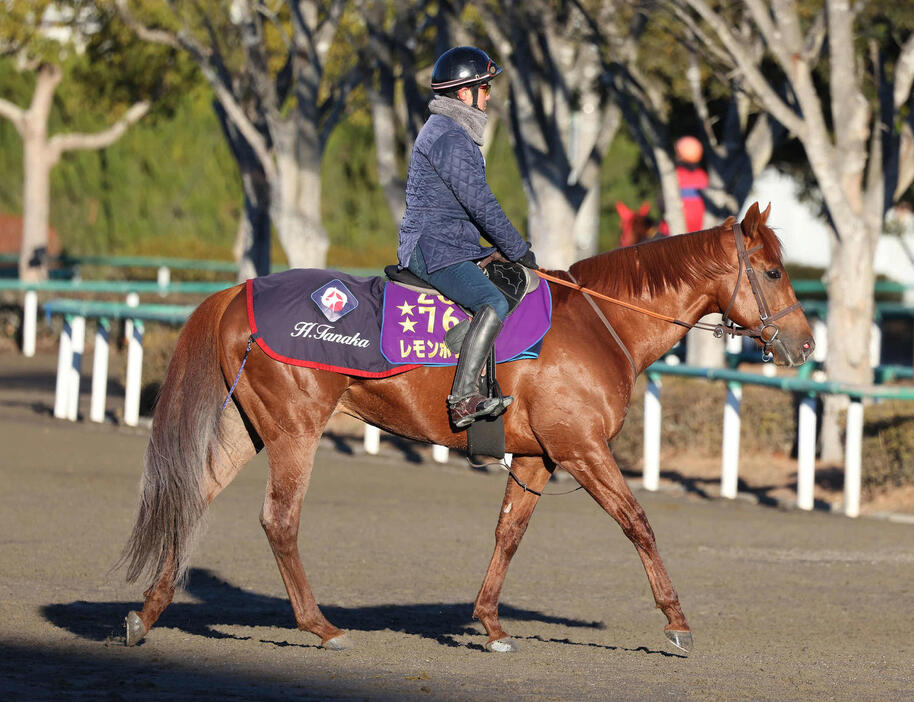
[431,46,503,93]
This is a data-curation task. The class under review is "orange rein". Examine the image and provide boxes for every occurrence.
[534,269,687,327]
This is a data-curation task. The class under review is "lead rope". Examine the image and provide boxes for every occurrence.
[467,456,584,496]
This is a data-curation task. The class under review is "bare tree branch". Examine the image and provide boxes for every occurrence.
[48,101,150,159]
[116,0,277,182]
[895,32,914,111]
[681,0,807,137]
[0,97,27,134]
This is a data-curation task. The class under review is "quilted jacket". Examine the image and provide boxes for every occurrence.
[397,113,530,273]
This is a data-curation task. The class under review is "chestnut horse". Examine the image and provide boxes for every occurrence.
[119,203,814,654]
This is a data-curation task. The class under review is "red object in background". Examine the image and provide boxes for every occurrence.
[677,165,709,232]
[674,136,703,164]
[0,214,61,255]
[616,201,663,247]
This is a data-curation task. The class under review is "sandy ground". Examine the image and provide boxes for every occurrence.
[1,353,913,701]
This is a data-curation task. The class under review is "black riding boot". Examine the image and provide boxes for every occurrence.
[448,305,512,428]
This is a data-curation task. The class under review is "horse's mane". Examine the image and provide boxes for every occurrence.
[568,218,783,299]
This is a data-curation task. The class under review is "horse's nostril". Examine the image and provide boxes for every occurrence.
[803,342,810,350]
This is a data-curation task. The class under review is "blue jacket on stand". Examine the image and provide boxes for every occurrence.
[397,114,529,274]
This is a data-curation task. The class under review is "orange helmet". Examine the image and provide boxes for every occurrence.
[675,136,703,164]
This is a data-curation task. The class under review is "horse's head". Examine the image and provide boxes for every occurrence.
[617,201,659,247]
[715,202,815,367]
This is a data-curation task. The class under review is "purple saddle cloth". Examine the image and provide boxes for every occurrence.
[246,269,552,378]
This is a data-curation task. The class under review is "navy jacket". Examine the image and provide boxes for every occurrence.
[397,114,529,273]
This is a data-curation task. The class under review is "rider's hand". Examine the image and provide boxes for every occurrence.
[517,248,538,270]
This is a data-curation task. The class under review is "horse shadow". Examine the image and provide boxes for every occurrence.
[42,568,678,656]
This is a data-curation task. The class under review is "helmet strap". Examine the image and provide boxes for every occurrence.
[471,86,483,111]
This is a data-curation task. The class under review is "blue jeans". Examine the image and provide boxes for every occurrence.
[406,245,509,321]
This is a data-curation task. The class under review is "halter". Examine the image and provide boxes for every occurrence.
[536,222,802,362]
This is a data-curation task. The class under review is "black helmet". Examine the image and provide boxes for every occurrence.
[431,46,502,93]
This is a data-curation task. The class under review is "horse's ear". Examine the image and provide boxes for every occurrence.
[760,202,772,223]
[639,202,651,216]
[742,202,761,235]
[616,201,632,220]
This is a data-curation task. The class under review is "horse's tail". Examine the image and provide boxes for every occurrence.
[118,286,240,587]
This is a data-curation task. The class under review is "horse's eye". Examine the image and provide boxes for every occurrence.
[766,269,782,280]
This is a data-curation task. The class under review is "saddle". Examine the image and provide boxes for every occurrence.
[384,255,540,461]
[384,254,540,352]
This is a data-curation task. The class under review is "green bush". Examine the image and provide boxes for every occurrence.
[858,402,914,490]
[611,376,798,470]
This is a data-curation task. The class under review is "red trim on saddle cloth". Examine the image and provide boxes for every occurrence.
[244,279,420,378]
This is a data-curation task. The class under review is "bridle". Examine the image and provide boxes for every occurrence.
[720,222,802,361]
[535,222,802,362]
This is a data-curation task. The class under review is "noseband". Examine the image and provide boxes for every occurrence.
[718,222,802,361]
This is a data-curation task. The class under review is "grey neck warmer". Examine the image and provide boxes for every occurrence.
[428,95,488,146]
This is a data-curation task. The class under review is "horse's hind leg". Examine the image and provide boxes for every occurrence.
[125,401,259,645]
[246,370,351,649]
[558,441,692,653]
[258,430,351,649]
[473,456,554,652]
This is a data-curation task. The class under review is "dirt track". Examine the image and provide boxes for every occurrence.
[1,353,912,701]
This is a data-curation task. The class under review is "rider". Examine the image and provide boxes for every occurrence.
[397,46,537,429]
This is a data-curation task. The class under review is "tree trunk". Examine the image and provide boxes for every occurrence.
[271,126,328,269]
[368,85,406,228]
[19,136,54,283]
[233,175,271,281]
[819,216,878,461]
[17,64,61,282]
[214,100,271,279]
[528,178,578,270]
[573,180,600,261]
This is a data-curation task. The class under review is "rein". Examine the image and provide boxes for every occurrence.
[536,223,801,360]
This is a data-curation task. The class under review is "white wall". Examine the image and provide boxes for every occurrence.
[741,168,914,287]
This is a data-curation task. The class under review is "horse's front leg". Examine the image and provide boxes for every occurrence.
[473,455,553,652]
[557,441,692,653]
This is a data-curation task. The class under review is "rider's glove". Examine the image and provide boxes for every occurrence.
[517,248,538,270]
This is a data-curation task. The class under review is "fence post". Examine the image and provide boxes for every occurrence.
[364,424,380,454]
[157,266,171,291]
[22,289,37,357]
[796,394,817,510]
[53,316,73,419]
[124,292,139,345]
[720,381,742,499]
[844,399,864,518]
[123,318,144,427]
[90,318,110,423]
[65,315,86,421]
[643,374,662,491]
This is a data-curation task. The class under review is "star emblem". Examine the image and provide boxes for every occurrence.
[397,301,415,316]
[399,318,418,333]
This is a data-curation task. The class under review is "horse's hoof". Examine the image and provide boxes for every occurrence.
[322,632,354,651]
[665,629,693,654]
[485,637,519,653]
[125,611,147,647]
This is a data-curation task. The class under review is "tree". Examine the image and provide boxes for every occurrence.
[675,0,914,458]
[589,4,790,365]
[118,0,359,271]
[0,1,152,281]
[478,0,622,269]
[353,0,433,228]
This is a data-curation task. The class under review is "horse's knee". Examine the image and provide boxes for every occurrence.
[494,516,529,555]
[260,510,299,553]
[622,506,656,549]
